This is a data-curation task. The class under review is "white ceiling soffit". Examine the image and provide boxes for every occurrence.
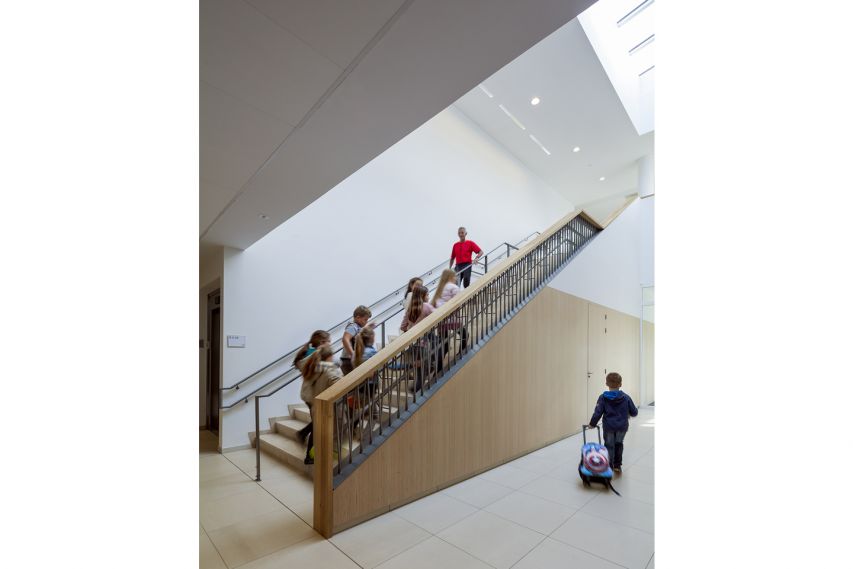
[200,0,598,250]
[578,0,655,135]
[452,18,654,208]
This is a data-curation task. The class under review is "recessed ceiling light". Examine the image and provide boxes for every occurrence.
[573,146,581,153]
[529,134,551,156]
[259,214,270,220]
[498,104,526,130]
[599,177,606,181]
[478,84,494,98]
[530,96,540,106]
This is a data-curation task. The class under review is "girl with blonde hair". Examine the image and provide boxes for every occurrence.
[431,268,461,308]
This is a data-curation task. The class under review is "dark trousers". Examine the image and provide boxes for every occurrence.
[604,430,627,468]
[340,358,353,375]
[455,263,473,288]
[298,403,314,460]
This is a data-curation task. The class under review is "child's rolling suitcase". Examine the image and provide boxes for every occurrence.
[578,425,620,495]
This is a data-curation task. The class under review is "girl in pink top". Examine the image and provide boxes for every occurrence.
[431,269,461,308]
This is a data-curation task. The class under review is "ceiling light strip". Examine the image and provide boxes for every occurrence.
[639,64,655,77]
[628,34,655,56]
[529,134,551,155]
[498,104,527,130]
[478,84,495,98]
[617,0,654,27]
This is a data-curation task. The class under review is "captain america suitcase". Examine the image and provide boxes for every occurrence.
[578,425,620,495]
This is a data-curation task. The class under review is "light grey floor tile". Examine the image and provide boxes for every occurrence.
[442,476,515,508]
[477,463,542,489]
[200,485,285,532]
[199,470,257,502]
[551,512,654,569]
[609,475,654,505]
[199,455,244,483]
[258,473,314,505]
[207,508,317,568]
[485,491,577,535]
[620,464,654,485]
[237,535,361,569]
[511,454,564,475]
[394,491,478,534]
[438,510,545,569]
[376,536,492,569]
[520,474,603,509]
[513,537,625,569]
[330,512,430,569]
[634,451,655,470]
[581,492,655,534]
[199,529,227,569]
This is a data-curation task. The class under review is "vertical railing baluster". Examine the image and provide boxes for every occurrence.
[350,390,355,463]
[335,400,342,475]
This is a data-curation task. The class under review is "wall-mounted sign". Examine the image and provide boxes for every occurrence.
[227,335,246,348]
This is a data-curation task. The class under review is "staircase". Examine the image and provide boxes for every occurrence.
[308,207,614,536]
[251,208,610,483]
[256,384,419,477]
[222,233,541,465]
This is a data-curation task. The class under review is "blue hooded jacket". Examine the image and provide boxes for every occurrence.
[589,390,638,432]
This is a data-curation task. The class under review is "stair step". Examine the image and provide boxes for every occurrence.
[258,432,313,476]
[290,405,311,423]
[275,418,310,440]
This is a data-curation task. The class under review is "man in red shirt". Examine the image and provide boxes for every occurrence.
[449,226,483,288]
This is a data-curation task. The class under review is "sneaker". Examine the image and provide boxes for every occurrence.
[612,466,622,474]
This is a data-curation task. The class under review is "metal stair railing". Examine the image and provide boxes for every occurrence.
[311,211,603,489]
[219,232,540,413]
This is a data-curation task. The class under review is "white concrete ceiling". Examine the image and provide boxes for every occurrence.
[200,0,598,250]
[452,17,654,209]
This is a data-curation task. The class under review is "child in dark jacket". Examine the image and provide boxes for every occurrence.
[588,372,639,473]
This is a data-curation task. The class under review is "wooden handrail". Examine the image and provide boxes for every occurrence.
[314,208,602,404]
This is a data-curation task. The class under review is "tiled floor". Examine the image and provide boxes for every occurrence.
[200,408,654,568]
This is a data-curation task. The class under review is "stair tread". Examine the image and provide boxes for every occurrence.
[259,432,304,453]
[276,418,309,429]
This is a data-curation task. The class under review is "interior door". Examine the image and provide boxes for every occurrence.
[206,292,221,432]
[586,303,608,418]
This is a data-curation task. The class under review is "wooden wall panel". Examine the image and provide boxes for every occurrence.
[329,288,592,533]
[322,288,645,534]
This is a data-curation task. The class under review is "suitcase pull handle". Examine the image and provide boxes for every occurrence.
[583,424,602,445]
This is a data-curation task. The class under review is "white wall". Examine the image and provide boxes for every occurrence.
[218,106,573,449]
[549,195,654,319]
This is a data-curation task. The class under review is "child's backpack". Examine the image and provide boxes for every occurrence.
[578,425,620,495]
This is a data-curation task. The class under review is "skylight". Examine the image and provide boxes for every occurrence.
[578,0,655,135]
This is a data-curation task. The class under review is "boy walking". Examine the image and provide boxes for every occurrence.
[340,305,373,375]
[588,372,638,473]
